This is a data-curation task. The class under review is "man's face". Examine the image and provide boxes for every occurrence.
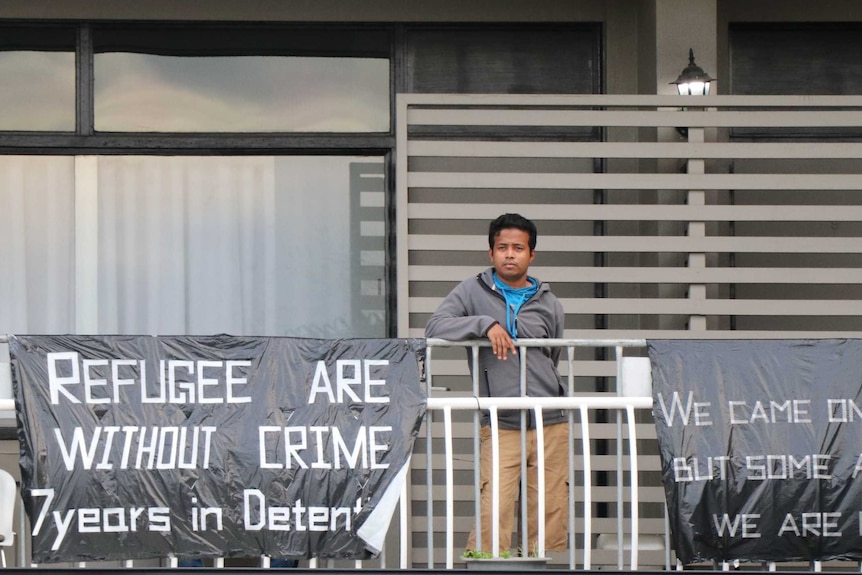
[489,228,535,288]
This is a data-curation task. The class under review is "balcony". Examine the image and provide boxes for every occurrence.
[1,94,862,571]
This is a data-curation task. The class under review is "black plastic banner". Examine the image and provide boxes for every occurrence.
[9,335,426,564]
[649,339,862,565]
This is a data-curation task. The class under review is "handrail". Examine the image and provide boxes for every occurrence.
[426,337,647,348]
[427,395,652,410]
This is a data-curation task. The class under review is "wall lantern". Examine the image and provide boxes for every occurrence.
[670,48,714,96]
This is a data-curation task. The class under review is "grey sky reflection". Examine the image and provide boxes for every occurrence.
[95,53,389,132]
[0,51,75,131]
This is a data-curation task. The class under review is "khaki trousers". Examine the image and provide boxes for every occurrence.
[466,422,569,553]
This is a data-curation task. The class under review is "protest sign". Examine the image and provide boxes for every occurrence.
[10,335,426,563]
[649,339,862,564]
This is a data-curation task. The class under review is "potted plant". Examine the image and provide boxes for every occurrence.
[462,549,549,570]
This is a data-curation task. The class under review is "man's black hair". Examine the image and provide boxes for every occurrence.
[488,213,537,251]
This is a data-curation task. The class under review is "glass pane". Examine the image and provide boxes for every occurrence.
[730,24,862,140]
[731,24,862,95]
[0,156,76,336]
[95,53,389,132]
[0,26,76,131]
[0,155,75,412]
[0,51,75,131]
[96,156,387,337]
[407,26,601,94]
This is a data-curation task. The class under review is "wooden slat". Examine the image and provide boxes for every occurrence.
[410,453,663,472]
[409,487,666,508]
[561,298,862,316]
[409,234,862,253]
[400,95,862,571]
[409,520,670,538]
[428,358,618,377]
[413,297,862,315]
[408,140,862,159]
[408,108,862,128]
[408,203,862,222]
[398,92,862,108]
[408,171,862,190]
[417,422,658,441]
[417,419,657,437]
[410,265,862,284]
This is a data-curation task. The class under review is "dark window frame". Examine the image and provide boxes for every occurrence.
[729,22,862,141]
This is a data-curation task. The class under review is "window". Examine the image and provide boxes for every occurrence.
[1,155,386,338]
[0,21,603,345]
[729,24,862,140]
[0,26,75,131]
[406,25,601,94]
[404,25,602,140]
[730,23,862,95]
[93,25,391,132]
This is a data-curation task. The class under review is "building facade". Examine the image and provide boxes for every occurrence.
[1,0,861,568]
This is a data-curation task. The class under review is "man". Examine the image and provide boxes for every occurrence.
[425,213,568,554]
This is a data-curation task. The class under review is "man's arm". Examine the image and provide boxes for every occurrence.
[426,282,517,360]
[425,283,497,340]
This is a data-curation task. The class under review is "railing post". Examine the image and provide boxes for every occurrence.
[615,345,625,570]
[472,344,482,554]
[443,406,455,569]
[627,404,640,570]
[425,346,435,567]
[490,407,501,558]
[534,407,546,559]
[580,404,593,570]
[567,345,577,570]
[686,124,708,332]
[400,476,408,569]
[519,345,529,555]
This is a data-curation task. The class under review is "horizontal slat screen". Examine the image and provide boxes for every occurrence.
[398,94,862,340]
[397,94,862,569]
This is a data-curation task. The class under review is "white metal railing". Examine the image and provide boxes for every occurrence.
[420,396,654,568]
[418,338,655,570]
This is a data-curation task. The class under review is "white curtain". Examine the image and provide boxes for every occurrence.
[0,151,386,348]
[0,156,76,334]
[273,156,364,338]
[1,154,385,343]
[0,156,76,400]
[97,155,385,337]
[97,156,278,335]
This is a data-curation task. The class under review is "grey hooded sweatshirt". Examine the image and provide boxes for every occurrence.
[425,267,567,429]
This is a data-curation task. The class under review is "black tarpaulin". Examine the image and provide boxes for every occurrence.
[649,339,862,565]
[10,335,426,564]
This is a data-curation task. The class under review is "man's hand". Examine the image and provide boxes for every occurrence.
[486,323,517,360]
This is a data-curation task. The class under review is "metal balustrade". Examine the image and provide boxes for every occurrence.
[415,338,657,570]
